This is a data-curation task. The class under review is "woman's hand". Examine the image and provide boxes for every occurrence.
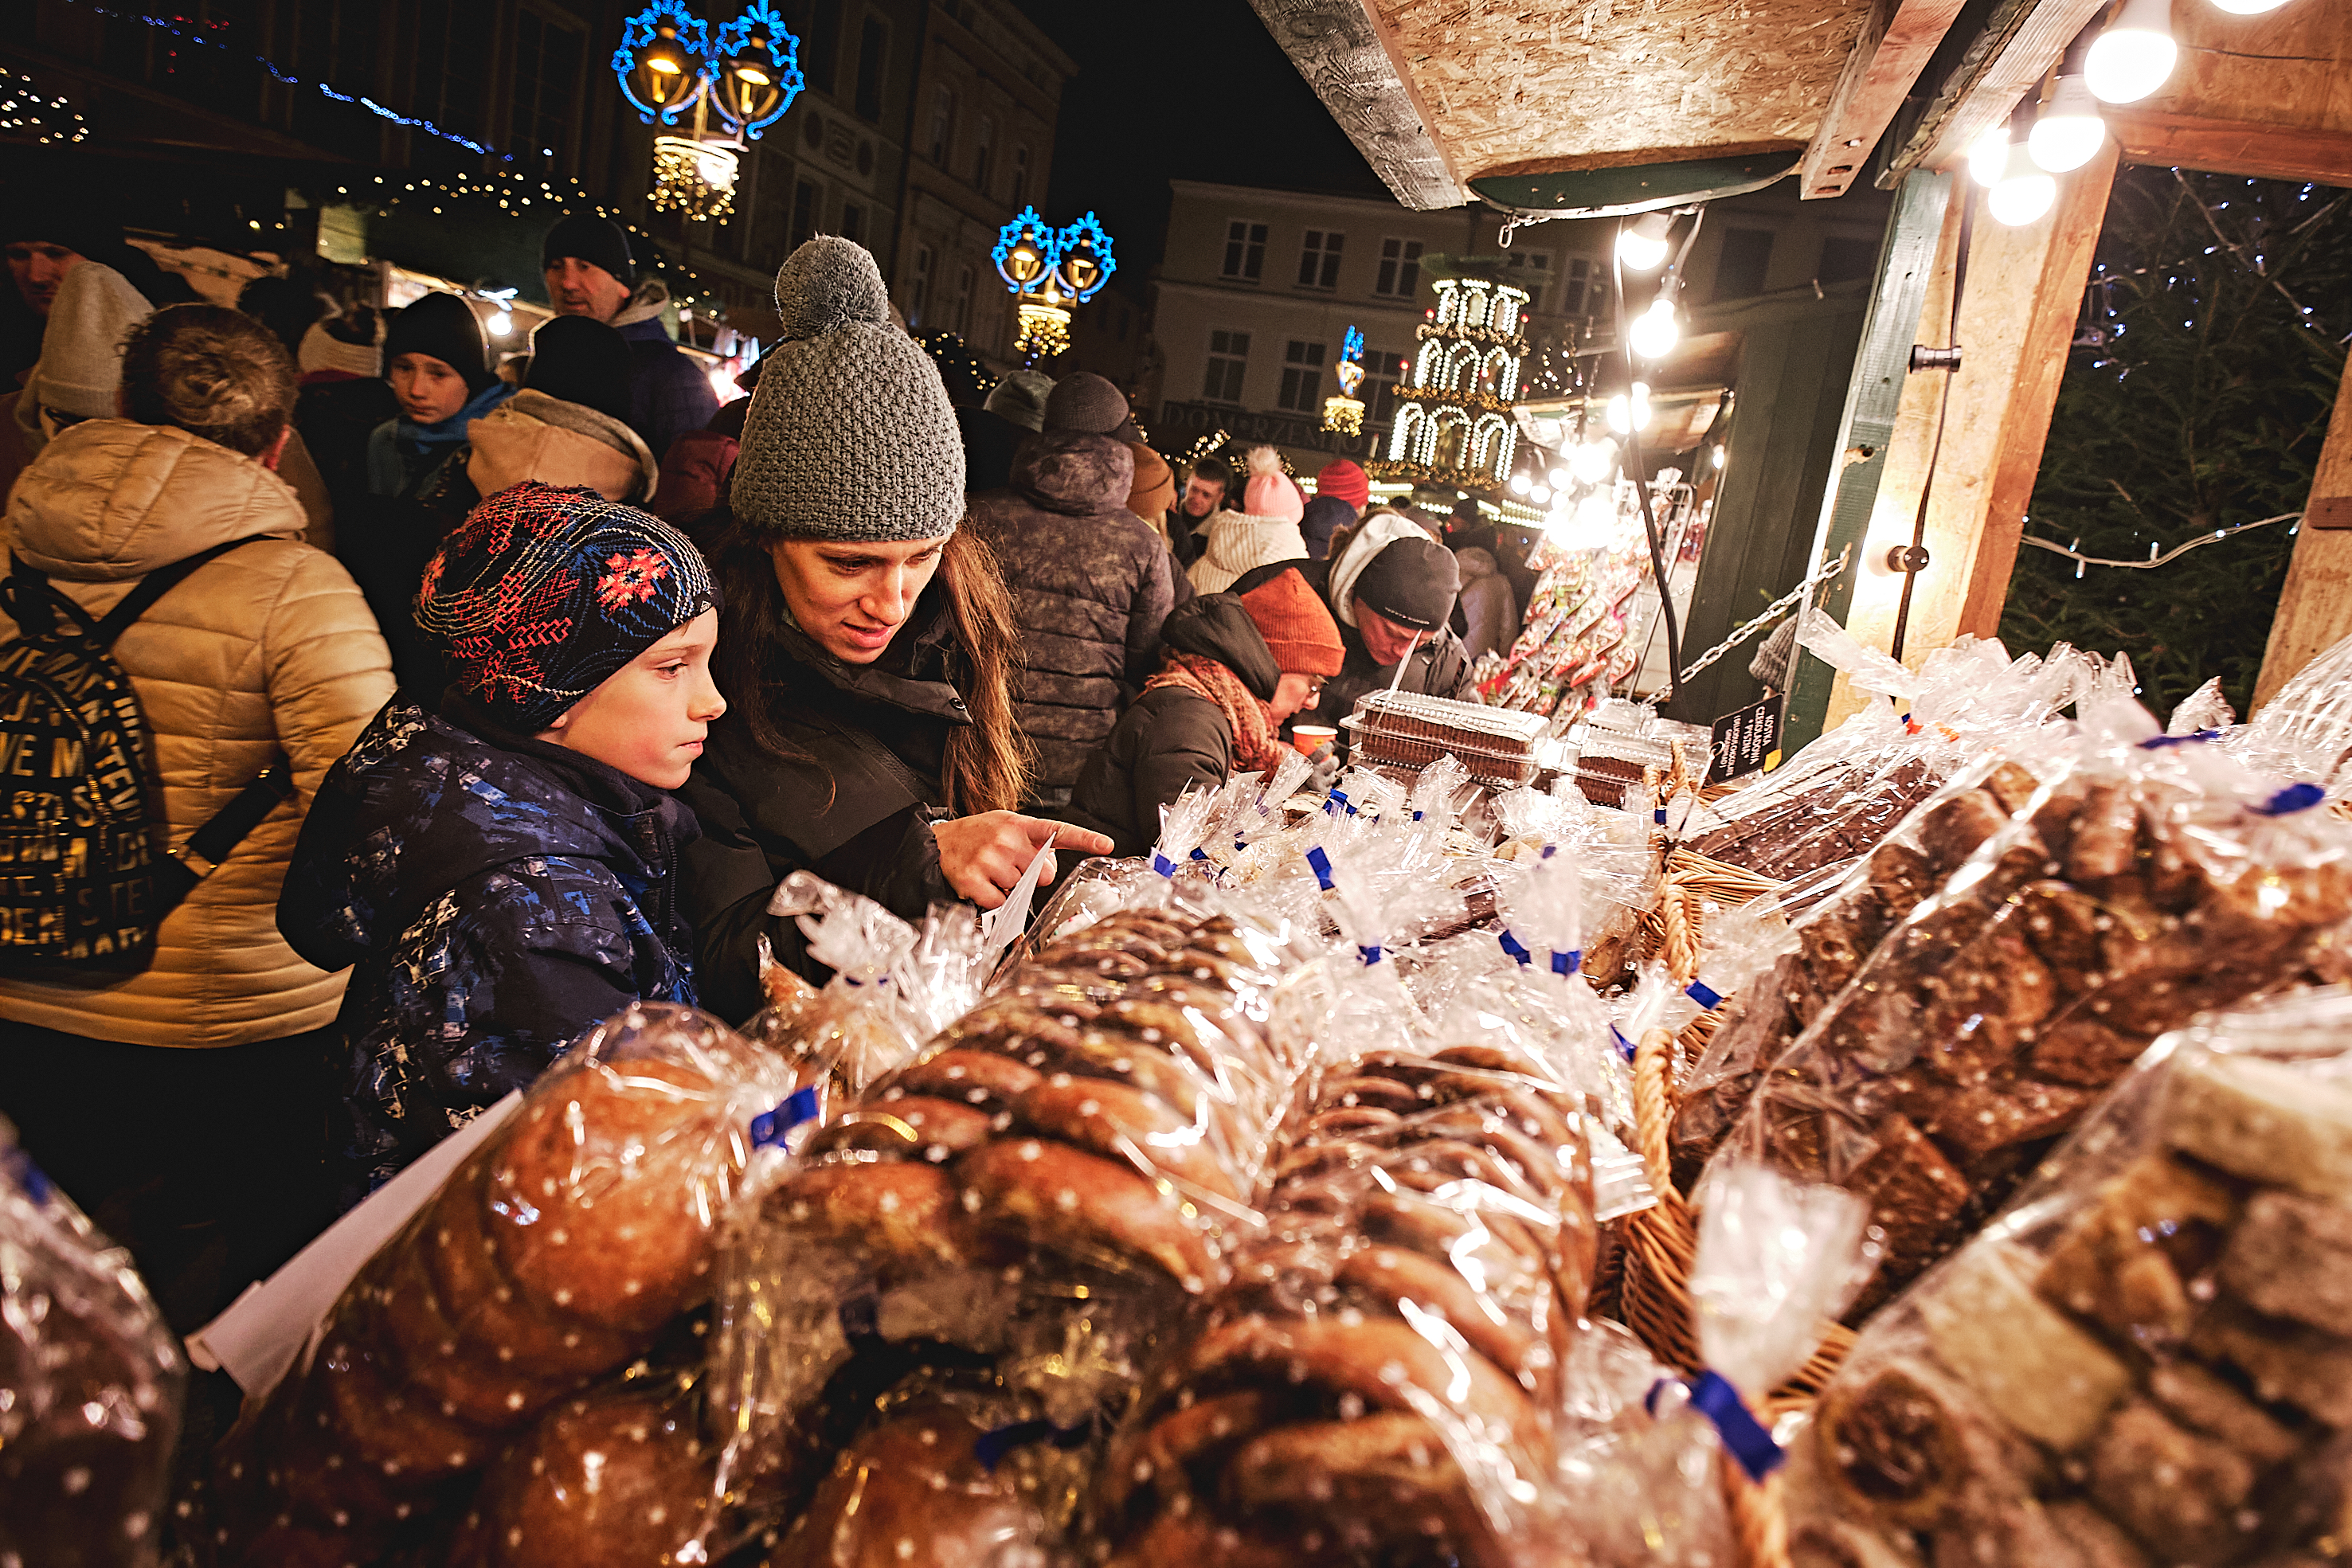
[931,812,1115,909]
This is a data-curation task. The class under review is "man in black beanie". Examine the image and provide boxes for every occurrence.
[1281,510,1480,754]
[541,212,716,464]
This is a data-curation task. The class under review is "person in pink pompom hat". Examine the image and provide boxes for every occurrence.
[1188,445,1308,594]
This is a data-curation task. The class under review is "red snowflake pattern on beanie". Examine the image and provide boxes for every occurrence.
[597,548,671,611]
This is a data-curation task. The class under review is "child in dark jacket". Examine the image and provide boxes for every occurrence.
[280,481,724,1203]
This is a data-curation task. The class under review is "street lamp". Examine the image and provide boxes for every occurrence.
[612,0,804,225]
[994,207,1119,363]
[1325,325,1367,436]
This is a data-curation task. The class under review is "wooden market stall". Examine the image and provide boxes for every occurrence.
[1248,0,2352,746]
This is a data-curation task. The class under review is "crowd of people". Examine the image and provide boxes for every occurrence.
[0,197,1525,1343]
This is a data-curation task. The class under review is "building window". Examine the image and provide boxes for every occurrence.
[1222,220,1267,283]
[854,14,886,121]
[927,86,956,165]
[1202,330,1249,402]
[1010,144,1030,208]
[411,0,487,148]
[1364,350,1407,426]
[802,0,841,93]
[508,10,584,177]
[973,114,996,194]
[1297,229,1344,290]
[791,179,820,248]
[1375,238,1423,298]
[839,201,863,245]
[1716,228,1776,300]
[1501,249,1550,312]
[909,244,933,328]
[1278,339,1326,412]
[953,264,976,337]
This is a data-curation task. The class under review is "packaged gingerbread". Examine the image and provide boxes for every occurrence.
[1787,985,2352,1566]
[1707,695,2352,1316]
[702,893,1310,1558]
[0,1117,184,1568]
[2227,627,2352,793]
[205,1004,799,1566]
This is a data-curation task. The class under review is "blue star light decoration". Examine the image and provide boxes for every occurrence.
[612,0,714,127]
[1053,212,1117,303]
[712,0,804,140]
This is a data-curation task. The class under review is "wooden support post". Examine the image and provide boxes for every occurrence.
[1818,141,2118,731]
[2252,354,2352,710]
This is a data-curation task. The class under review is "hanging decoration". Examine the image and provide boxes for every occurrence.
[0,68,88,145]
[610,1,804,225]
[1371,269,1529,494]
[1323,325,1367,437]
[992,207,1119,364]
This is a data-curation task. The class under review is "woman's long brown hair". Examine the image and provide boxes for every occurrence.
[707,513,1031,816]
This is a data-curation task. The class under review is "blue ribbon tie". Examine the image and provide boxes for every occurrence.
[1498,930,1532,966]
[1540,843,1557,859]
[1686,980,1723,1010]
[1152,853,1178,876]
[1411,809,1426,822]
[1653,807,1668,825]
[1613,1025,1637,1062]
[1306,846,1337,891]
[1358,944,1383,966]
[2257,782,2327,815]
[974,1417,1095,1472]
[1551,949,1581,977]
[2139,729,2223,749]
[1325,788,1351,818]
[1190,846,1210,862]
[749,1085,821,1149]
[1650,1371,1785,1483]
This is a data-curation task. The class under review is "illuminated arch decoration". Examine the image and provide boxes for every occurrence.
[711,0,804,140]
[1368,269,1530,494]
[612,0,714,126]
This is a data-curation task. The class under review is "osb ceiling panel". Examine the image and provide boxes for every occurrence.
[1371,0,1880,179]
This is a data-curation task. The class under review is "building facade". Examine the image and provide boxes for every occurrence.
[885,0,1074,372]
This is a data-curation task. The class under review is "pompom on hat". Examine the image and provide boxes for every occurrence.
[1239,444,1303,524]
[416,482,716,732]
[728,237,965,542]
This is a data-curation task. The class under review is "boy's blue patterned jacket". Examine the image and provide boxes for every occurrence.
[278,694,698,1204]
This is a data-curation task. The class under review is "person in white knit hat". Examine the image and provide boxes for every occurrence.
[1188,445,1309,595]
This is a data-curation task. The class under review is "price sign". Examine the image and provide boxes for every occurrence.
[1709,694,1783,783]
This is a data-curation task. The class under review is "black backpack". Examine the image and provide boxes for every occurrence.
[0,539,294,970]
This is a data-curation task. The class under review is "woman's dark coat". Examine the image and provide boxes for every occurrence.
[278,695,699,1206]
[1065,593,1278,859]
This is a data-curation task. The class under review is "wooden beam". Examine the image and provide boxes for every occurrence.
[2252,355,2352,710]
[2111,111,2352,189]
[1823,142,2118,729]
[1799,0,1974,200]
[1244,0,1464,210]
[1920,0,2112,174]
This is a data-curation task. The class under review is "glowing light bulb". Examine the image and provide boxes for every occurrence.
[2085,0,2177,104]
[1606,395,1630,435]
[1989,141,2059,226]
[488,310,512,337]
[1548,467,1569,488]
[1530,483,1552,506]
[1571,441,1615,485]
[1712,444,1728,471]
[2209,0,2289,10]
[1967,124,2011,188]
[2029,75,2106,173]
[1630,296,1681,359]
[1510,473,1531,496]
[1616,213,1672,272]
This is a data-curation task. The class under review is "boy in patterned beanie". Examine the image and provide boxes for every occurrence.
[279,481,727,1200]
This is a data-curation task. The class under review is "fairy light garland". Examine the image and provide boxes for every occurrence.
[0,68,89,145]
[2021,512,2303,576]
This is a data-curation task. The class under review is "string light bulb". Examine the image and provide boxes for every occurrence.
[2086,0,2178,104]
[1510,473,1532,496]
[1616,212,1672,272]
[2208,0,2289,14]
[1630,292,1681,359]
[1967,124,2010,187]
[1989,135,2060,226]
[2030,72,2106,173]
[1571,440,1616,485]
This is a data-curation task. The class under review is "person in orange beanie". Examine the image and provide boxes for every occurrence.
[1065,567,1343,857]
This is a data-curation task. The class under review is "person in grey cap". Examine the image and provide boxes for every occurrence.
[967,370,1176,809]
[957,367,1052,495]
[675,237,1112,1011]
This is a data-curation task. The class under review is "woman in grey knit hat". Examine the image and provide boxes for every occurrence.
[675,237,1111,1013]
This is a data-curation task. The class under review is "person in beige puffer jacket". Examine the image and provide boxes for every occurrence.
[0,304,393,1330]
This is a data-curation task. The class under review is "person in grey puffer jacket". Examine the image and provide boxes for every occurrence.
[967,371,1176,808]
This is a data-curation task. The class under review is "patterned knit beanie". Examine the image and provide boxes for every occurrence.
[728,237,965,541]
[416,481,716,731]
[1240,567,1344,677]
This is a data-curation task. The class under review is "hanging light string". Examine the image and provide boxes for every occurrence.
[2081,176,2350,352]
[2170,169,2338,348]
[0,66,90,144]
[2021,511,2303,575]
[62,0,509,158]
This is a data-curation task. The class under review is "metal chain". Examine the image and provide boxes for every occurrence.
[1674,545,1851,684]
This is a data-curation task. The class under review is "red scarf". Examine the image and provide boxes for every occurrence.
[1144,652,1283,774]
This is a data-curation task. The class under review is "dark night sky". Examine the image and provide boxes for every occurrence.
[1004,0,1391,281]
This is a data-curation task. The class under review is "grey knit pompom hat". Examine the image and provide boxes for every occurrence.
[728,237,965,541]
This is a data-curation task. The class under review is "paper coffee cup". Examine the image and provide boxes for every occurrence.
[1292,724,1337,756]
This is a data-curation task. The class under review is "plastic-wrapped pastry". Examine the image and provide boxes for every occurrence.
[1788,986,2352,1566]
[1079,1030,1596,1568]
[206,1005,797,1565]
[0,1116,184,1568]
[1710,700,2352,1311]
